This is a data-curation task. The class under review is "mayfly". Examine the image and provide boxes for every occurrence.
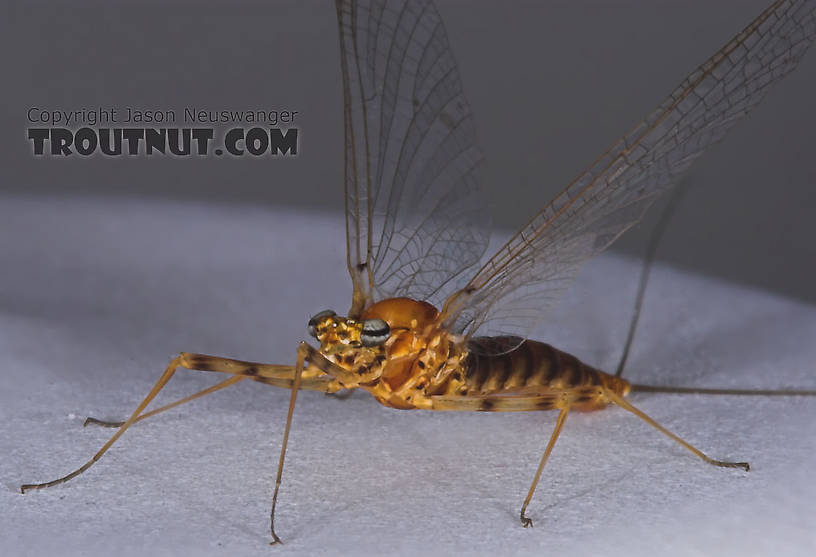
[21,0,816,544]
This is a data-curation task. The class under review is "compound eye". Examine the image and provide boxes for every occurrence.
[360,318,390,347]
[307,309,336,337]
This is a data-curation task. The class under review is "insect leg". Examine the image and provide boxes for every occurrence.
[269,342,355,545]
[269,342,307,545]
[20,355,185,493]
[82,375,245,428]
[520,405,571,528]
[603,388,750,470]
[429,392,587,526]
[83,356,343,429]
[20,353,340,492]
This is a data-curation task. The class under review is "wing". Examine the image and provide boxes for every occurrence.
[336,0,489,318]
[439,0,816,354]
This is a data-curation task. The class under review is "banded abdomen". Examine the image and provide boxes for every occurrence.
[459,336,630,411]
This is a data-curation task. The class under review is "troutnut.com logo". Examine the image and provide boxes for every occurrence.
[26,107,299,157]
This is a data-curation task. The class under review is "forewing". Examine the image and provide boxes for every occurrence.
[337,0,489,318]
[441,0,816,354]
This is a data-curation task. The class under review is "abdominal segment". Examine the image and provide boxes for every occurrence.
[455,337,630,411]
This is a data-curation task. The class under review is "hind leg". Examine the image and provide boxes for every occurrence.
[604,388,749,470]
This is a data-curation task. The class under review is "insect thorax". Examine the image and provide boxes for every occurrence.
[313,298,470,409]
[369,323,469,409]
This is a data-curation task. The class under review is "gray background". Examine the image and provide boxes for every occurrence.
[2,2,816,555]
[3,0,815,303]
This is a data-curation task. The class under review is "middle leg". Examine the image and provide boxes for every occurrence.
[430,391,575,527]
[520,405,571,527]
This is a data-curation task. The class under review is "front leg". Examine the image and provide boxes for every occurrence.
[83,353,345,429]
[21,355,188,493]
[20,351,344,492]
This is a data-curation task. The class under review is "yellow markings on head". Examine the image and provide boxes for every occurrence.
[312,315,364,352]
[310,314,388,385]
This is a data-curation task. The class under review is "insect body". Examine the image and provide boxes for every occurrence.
[311,296,630,413]
[291,296,747,530]
[20,0,816,544]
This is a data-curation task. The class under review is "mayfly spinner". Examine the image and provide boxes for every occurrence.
[21,0,816,544]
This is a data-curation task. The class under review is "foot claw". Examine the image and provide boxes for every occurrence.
[84,417,125,428]
[520,510,533,528]
[269,533,283,545]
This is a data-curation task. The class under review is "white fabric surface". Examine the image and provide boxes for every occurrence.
[1,195,814,557]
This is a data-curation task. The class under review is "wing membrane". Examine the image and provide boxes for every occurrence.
[336,0,489,317]
[441,0,816,353]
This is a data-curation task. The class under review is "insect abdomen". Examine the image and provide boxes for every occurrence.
[462,337,630,411]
